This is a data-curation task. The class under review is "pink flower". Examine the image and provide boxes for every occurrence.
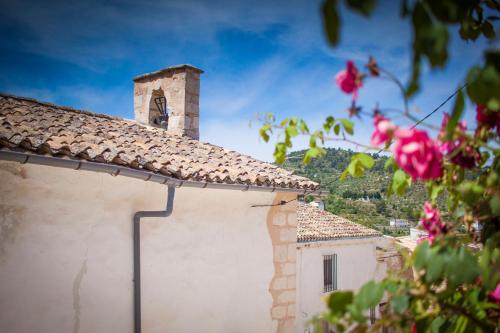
[420,202,445,243]
[335,61,362,100]
[488,284,500,303]
[476,105,500,135]
[416,235,429,245]
[438,113,480,169]
[371,114,396,146]
[393,128,443,181]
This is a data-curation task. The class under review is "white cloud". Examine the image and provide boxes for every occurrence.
[202,56,288,117]
[0,0,324,69]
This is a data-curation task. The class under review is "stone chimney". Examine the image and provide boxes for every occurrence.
[133,64,203,139]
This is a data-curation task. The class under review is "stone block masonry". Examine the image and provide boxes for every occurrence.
[133,64,203,140]
[267,193,298,333]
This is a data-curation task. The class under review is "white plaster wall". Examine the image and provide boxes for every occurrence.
[0,162,278,333]
[295,237,387,333]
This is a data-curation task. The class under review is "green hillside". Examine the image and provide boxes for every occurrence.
[283,148,429,236]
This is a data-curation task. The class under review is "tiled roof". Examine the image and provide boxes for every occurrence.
[395,236,417,252]
[0,94,318,190]
[297,203,381,242]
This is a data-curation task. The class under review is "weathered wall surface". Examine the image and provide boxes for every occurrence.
[267,193,298,333]
[0,161,297,333]
[295,237,390,333]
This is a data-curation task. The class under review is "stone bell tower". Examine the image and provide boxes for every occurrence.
[133,64,203,140]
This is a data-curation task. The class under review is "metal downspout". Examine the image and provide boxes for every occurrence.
[133,185,176,333]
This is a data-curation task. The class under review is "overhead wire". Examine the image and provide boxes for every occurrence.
[315,83,469,191]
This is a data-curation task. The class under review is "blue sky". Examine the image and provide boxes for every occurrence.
[0,0,495,161]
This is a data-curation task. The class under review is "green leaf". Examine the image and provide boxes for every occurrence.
[323,116,335,133]
[406,54,421,97]
[384,157,396,171]
[391,295,409,314]
[466,58,500,108]
[355,153,374,169]
[285,125,299,138]
[273,143,287,164]
[383,280,399,294]
[457,181,484,206]
[327,291,354,315]
[322,0,340,46]
[299,120,310,134]
[353,281,384,310]
[401,0,410,17]
[259,124,272,142]
[309,133,318,148]
[445,247,480,286]
[339,169,349,181]
[303,152,312,165]
[459,17,481,41]
[431,317,446,333]
[426,1,466,23]
[303,147,325,165]
[481,21,496,39]
[429,183,444,202]
[391,170,411,196]
[424,23,449,68]
[265,112,275,122]
[339,118,354,135]
[414,241,431,271]
[408,3,450,96]
[426,249,445,283]
[347,159,359,176]
[486,169,497,186]
[453,315,468,333]
[345,155,367,178]
[445,88,464,140]
[412,2,449,68]
[280,118,289,126]
[345,0,377,16]
[346,303,365,322]
[333,123,341,136]
[490,195,500,216]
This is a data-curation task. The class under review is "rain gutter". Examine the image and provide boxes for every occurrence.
[0,150,328,196]
[133,185,175,333]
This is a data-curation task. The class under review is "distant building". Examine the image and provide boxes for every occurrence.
[389,219,410,228]
[410,227,427,240]
[296,203,395,333]
[308,198,325,211]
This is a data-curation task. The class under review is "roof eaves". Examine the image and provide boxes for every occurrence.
[297,234,382,243]
[0,149,328,195]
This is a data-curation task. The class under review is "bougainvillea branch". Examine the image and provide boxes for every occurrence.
[259,1,500,332]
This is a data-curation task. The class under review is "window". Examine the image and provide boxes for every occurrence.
[323,254,337,292]
[148,88,168,128]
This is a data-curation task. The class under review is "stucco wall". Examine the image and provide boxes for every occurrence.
[0,161,297,333]
[295,237,389,333]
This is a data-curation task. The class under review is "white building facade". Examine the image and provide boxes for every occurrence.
[0,65,323,333]
[295,203,393,333]
[389,219,410,228]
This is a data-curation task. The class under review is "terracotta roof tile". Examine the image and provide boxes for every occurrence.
[0,94,318,191]
[297,203,381,242]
